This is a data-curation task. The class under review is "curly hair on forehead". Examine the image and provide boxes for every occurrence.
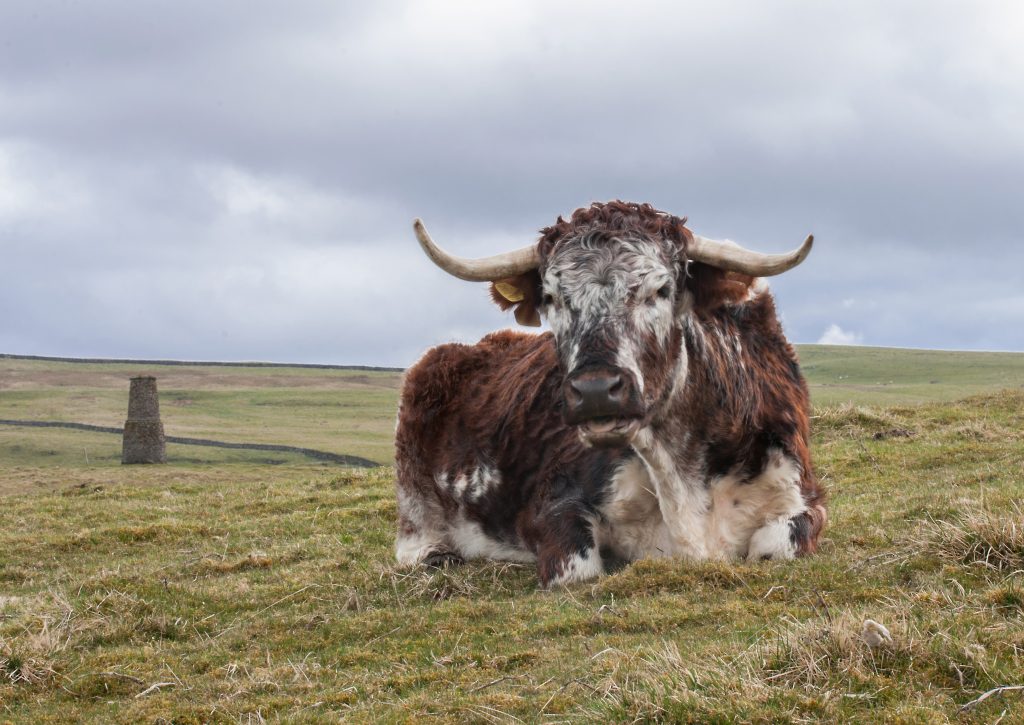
[537,200,693,256]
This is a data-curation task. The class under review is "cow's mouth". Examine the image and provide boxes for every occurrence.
[578,417,642,447]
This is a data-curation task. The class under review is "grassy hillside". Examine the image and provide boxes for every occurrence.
[1,391,1022,722]
[800,345,1024,406]
[0,357,402,466]
[3,346,1024,470]
[1,349,1023,721]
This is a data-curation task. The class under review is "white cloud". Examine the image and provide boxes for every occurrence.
[818,324,864,346]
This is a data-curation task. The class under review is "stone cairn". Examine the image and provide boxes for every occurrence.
[121,376,167,464]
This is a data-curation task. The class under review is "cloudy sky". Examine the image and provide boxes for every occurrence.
[2,1,1022,365]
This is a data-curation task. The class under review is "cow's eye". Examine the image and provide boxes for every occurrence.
[542,293,555,307]
[646,284,671,305]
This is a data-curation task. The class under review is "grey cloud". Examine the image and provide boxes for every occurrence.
[1,0,1022,365]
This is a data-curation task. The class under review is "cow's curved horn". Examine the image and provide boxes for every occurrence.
[689,234,814,276]
[414,219,541,282]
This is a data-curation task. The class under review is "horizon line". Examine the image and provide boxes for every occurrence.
[3,343,1023,371]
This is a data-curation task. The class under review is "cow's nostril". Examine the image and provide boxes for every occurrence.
[563,370,638,425]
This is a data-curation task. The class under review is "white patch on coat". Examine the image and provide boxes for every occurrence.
[625,438,806,562]
[549,548,604,586]
[395,532,446,566]
[597,457,674,560]
[449,517,535,563]
[394,486,447,566]
[450,473,468,498]
[746,277,769,301]
[714,325,731,360]
[705,451,805,559]
[664,331,690,402]
[465,466,500,501]
[631,430,711,560]
[684,314,707,356]
[747,517,798,560]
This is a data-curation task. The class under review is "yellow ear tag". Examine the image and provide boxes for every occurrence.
[494,282,525,303]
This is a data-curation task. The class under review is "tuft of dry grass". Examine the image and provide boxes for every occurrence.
[0,590,76,687]
[754,610,917,688]
[584,600,1019,722]
[918,503,1024,571]
[812,403,904,437]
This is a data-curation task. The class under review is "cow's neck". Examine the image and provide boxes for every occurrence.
[629,311,751,557]
[644,311,745,443]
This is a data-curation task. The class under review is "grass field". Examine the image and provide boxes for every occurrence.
[799,345,1024,406]
[3,345,1024,469]
[1,348,1023,722]
[0,357,402,467]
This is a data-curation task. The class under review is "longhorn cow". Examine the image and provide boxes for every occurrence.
[395,201,827,587]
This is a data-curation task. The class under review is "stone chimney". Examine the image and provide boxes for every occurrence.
[122,376,167,464]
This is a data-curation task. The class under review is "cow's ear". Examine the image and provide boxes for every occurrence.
[685,262,756,312]
[489,271,542,327]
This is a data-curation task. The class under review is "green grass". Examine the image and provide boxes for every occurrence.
[4,346,1024,468]
[800,345,1024,406]
[0,358,401,465]
[1,350,1023,722]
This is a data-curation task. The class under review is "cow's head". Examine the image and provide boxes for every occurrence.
[414,201,812,448]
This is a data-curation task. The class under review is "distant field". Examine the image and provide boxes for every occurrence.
[0,356,403,468]
[799,345,1024,406]
[2,346,1023,473]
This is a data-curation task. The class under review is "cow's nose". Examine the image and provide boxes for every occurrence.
[564,370,631,423]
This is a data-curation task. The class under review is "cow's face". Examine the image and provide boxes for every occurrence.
[539,230,686,447]
[413,200,813,447]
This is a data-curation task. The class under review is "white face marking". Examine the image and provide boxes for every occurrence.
[541,235,680,396]
[615,336,644,395]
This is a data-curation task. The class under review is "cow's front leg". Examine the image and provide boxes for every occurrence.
[523,500,603,588]
[748,505,828,560]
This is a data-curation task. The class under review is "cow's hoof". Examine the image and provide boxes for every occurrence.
[599,546,630,574]
[423,550,465,569]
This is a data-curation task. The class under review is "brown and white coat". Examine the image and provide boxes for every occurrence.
[395,201,827,587]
